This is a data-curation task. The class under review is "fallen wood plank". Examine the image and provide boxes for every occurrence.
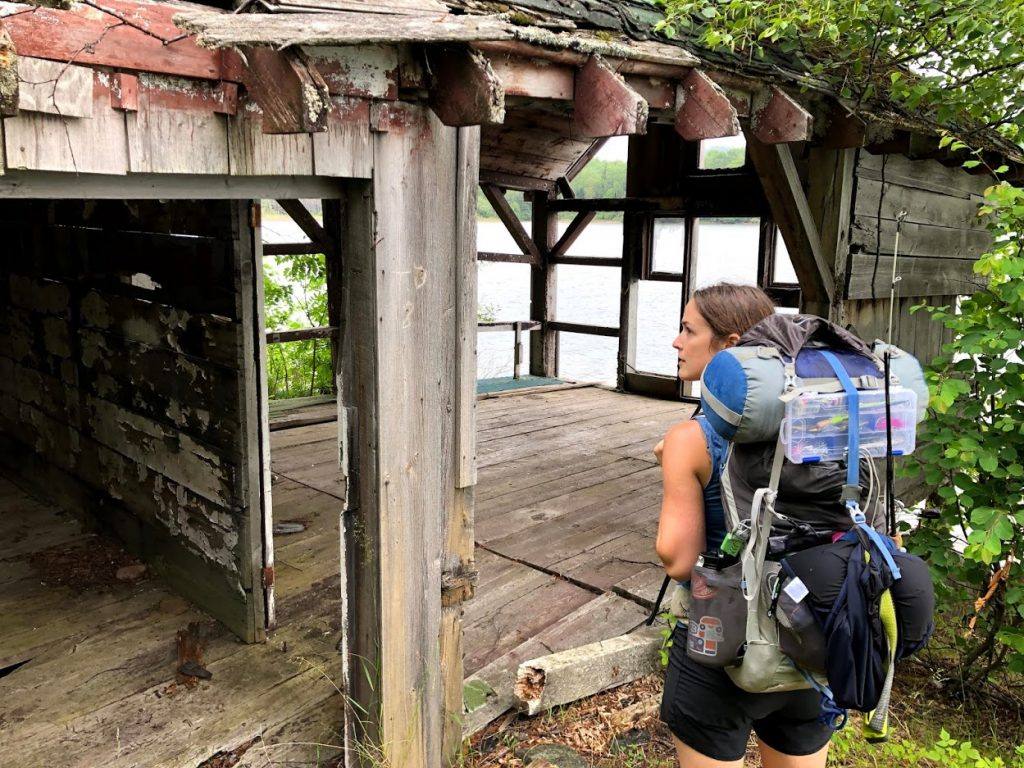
[513,630,662,716]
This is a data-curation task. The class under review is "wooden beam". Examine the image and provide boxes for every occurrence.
[339,102,458,768]
[555,177,575,199]
[265,325,337,344]
[488,55,574,100]
[0,23,16,118]
[550,210,596,258]
[617,212,642,391]
[550,255,622,267]
[805,146,856,322]
[478,320,541,332]
[819,102,866,149]
[570,55,648,138]
[745,133,833,314]
[238,46,330,134]
[673,69,740,142]
[427,45,504,127]
[262,241,319,256]
[480,183,540,261]
[478,168,556,191]
[547,320,619,337]
[514,632,661,716]
[472,40,700,79]
[564,138,607,182]
[750,86,813,144]
[529,190,558,377]
[276,199,335,254]
[477,250,538,265]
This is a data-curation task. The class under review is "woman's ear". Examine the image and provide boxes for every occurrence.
[724,332,741,348]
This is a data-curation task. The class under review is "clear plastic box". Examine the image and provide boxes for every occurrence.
[780,387,917,464]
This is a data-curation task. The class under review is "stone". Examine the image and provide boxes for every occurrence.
[521,743,587,768]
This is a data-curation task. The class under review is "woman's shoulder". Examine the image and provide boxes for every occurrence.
[661,419,712,474]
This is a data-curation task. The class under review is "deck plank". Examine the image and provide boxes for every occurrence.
[2,386,679,765]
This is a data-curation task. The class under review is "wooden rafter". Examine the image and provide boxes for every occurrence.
[480,183,540,261]
[550,210,595,258]
[673,69,740,142]
[426,45,504,127]
[276,199,336,254]
[570,55,648,138]
[745,134,833,314]
[238,46,330,133]
[750,86,812,144]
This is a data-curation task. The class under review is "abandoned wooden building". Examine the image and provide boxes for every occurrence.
[0,0,1019,765]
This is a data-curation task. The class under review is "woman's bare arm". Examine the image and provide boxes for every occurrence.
[654,421,711,582]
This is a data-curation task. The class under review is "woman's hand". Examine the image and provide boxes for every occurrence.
[653,438,665,465]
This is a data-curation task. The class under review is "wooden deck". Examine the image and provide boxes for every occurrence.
[0,385,691,766]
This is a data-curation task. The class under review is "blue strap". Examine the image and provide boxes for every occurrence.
[858,523,903,581]
[795,665,848,730]
[817,350,859,491]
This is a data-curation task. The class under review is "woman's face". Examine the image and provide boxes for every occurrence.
[673,300,734,381]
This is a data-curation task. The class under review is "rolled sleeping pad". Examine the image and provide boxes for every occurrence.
[700,343,928,444]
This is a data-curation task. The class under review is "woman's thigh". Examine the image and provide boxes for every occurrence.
[757,738,830,768]
[672,734,745,768]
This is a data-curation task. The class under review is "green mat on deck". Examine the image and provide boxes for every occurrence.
[477,376,564,394]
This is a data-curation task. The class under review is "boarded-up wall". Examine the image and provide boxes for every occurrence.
[848,152,991,299]
[0,199,267,642]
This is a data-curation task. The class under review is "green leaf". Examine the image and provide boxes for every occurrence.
[979,454,999,473]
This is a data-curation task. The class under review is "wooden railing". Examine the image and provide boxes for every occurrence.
[478,320,540,379]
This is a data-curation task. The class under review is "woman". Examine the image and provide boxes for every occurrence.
[654,283,833,768]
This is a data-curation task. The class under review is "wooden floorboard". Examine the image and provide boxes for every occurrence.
[1,386,681,765]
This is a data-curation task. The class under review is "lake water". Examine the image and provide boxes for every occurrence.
[261,217,794,385]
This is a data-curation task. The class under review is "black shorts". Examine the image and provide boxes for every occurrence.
[659,624,834,761]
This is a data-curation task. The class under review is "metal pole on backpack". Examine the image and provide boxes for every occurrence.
[883,210,908,539]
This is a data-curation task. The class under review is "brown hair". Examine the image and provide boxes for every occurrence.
[692,283,776,341]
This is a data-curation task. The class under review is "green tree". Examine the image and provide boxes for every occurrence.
[652,0,1024,686]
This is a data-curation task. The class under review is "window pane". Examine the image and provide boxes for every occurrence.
[698,135,746,170]
[635,280,683,376]
[557,218,622,258]
[554,264,619,326]
[558,332,617,386]
[692,217,760,288]
[568,136,628,199]
[773,228,799,284]
[477,262,531,379]
[651,217,686,274]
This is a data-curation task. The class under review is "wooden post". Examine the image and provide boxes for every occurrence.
[805,147,856,324]
[234,200,272,640]
[513,321,522,379]
[529,191,558,377]
[617,212,641,391]
[440,125,480,764]
[340,104,470,768]
[323,199,344,393]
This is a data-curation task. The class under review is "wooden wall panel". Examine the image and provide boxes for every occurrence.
[846,151,992,300]
[0,199,267,642]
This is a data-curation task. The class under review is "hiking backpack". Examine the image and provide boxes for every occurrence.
[685,314,934,733]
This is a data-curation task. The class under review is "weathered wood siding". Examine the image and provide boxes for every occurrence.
[842,150,991,363]
[0,199,267,642]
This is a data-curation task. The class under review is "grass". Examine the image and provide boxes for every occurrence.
[459,655,1024,768]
